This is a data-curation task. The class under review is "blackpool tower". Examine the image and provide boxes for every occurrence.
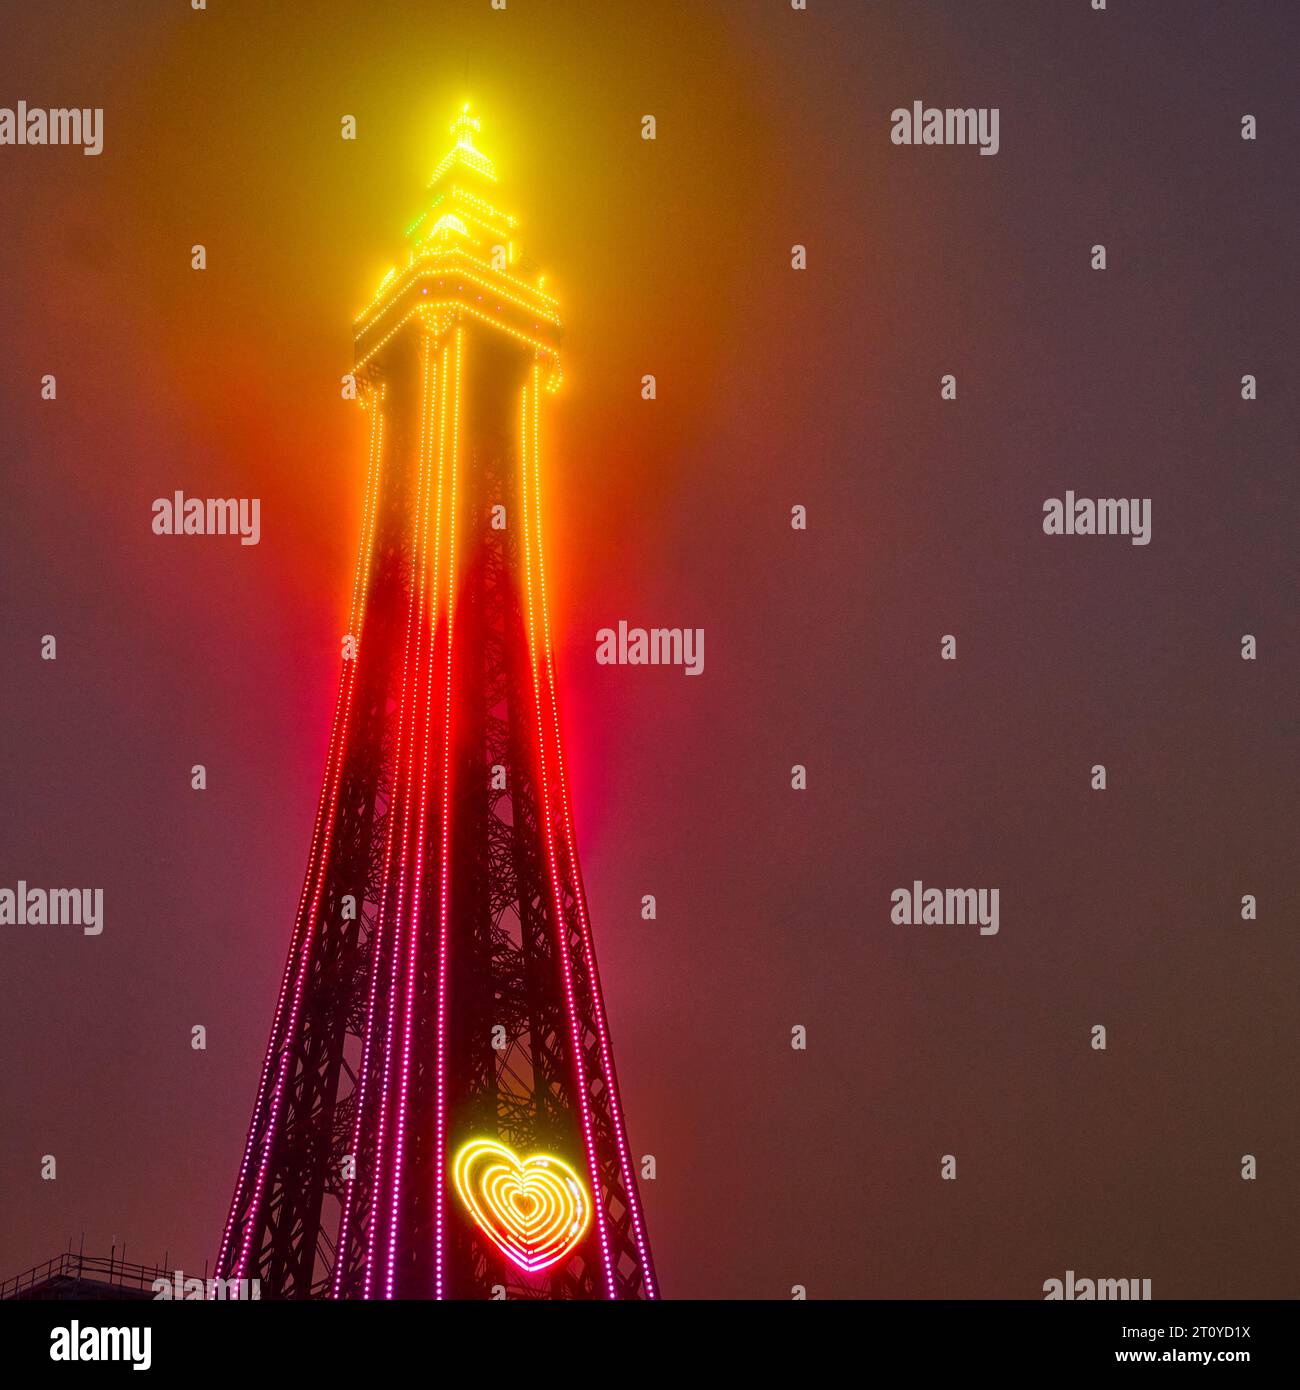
[215,106,657,1301]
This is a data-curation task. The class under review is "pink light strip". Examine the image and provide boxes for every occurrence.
[432,324,463,1300]
[227,385,386,1282]
[518,367,616,1299]
[363,338,436,1298]
[528,383,657,1297]
[330,355,436,1296]
[384,324,445,1297]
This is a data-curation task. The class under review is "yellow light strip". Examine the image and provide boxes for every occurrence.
[355,219,556,324]
[446,249,558,306]
[430,144,496,186]
[346,382,384,637]
[355,299,557,374]
[426,204,512,247]
[354,258,559,337]
[442,183,516,227]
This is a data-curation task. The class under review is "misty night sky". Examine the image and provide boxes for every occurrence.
[1,0,1297,1297]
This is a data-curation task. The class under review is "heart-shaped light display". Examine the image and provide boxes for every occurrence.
[452,1139,591,1274]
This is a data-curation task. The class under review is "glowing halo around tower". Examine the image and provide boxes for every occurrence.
[452,1139,592,1274]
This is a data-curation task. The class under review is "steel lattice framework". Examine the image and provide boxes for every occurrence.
[215,108,656,1301]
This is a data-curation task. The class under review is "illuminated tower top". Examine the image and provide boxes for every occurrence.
[354,104,561,389]
[432,103,498,186]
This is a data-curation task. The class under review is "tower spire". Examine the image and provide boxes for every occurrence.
[430,99,496,187]
[450,101,479,149]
